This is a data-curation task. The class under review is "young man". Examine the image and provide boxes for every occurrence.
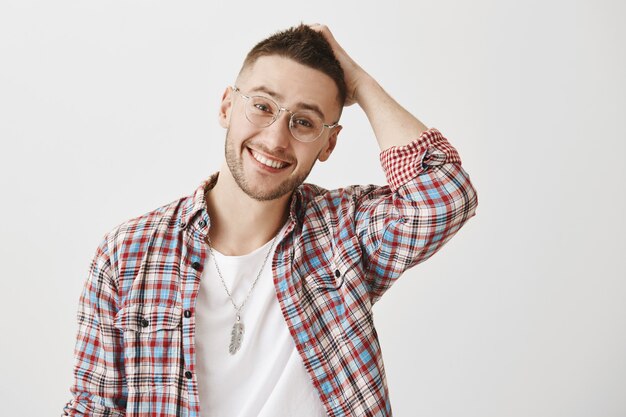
[63,24,478,417]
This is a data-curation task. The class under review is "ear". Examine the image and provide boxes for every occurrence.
[218,86,234,129]
[317,125,342,162]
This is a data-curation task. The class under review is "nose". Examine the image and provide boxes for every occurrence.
[262,110,293,149]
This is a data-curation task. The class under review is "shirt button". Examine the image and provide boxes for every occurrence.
[185,371,193,379]
[184,310,192,318]
[191,262,202,271]
[334,269,341,278]
[179,220,187,229]
[140,318,149,328]
[199,219,207,228]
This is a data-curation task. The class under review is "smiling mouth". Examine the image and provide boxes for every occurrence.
[248,148,291,170]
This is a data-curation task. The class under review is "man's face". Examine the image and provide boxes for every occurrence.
[219,55,342,202]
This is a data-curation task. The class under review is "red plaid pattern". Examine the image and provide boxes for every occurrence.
[63,127,478,416]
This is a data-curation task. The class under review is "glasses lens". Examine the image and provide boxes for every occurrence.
[289,112,324,142]
[246,96,279,127]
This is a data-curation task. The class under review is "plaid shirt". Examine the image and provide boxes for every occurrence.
[63,128,478,417]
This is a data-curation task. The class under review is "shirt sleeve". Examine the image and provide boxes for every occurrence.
[62,236,127,416]
[355,127,478,303]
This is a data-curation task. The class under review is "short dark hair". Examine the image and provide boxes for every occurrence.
[240,24,347,106]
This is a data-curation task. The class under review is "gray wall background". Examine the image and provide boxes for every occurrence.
[1,0,624,415]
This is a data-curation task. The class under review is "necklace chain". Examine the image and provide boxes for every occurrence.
[206,232,279,317]
[205,229,282,354]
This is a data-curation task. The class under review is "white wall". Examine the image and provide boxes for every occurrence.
[1,0,624,415]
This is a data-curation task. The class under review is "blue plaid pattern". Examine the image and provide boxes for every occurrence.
[63,128,478,416]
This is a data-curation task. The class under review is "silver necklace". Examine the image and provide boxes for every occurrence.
[206,232,280,355]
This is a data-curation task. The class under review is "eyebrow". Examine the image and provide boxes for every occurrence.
[248,85,327,121]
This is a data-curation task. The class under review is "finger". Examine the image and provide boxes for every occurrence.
[308,23,330,35]
[309,25,338,47]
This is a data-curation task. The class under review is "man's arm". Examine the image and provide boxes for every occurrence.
[63,237,127,416]
[313,25,478,302]
[312,24,428,150]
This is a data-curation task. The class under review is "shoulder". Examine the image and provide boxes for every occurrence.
[99,192,193,270]
[296,182,392,221]
[298,182,391,207]
[110,196,187,241]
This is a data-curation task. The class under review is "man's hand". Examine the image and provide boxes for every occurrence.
[310,24,429,151]
[309,23,370,107]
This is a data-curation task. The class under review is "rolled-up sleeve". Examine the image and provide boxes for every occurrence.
[356,128,478,303]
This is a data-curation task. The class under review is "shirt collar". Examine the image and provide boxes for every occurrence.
[178,172,303,232]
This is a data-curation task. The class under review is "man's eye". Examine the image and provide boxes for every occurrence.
[254,103,272,113]
[293,118,314,128]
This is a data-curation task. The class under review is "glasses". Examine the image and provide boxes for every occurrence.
[232,86,339,143]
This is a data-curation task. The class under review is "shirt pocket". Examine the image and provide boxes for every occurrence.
[310,256,364,336]
[114,303,183,393]
[307,236,363,290]
[316,254,376,345]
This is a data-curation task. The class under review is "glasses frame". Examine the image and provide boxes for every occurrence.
[232,86,340,143]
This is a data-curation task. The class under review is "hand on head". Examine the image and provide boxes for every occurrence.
[308,23,370,107]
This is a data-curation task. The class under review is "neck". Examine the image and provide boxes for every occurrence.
[205,166,291,256]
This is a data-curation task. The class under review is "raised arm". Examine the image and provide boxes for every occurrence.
[311,24,429,150]
[312,24,478,302]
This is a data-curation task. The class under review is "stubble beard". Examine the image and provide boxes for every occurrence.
[224,129,317,202]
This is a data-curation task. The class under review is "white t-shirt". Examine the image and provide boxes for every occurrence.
[195,227,327,417]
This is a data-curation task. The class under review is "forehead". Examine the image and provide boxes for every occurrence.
[237,55,341,120]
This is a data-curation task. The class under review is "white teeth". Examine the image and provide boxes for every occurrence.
[251,150,287,169]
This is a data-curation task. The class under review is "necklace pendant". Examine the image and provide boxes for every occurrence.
[229,317,245,355]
